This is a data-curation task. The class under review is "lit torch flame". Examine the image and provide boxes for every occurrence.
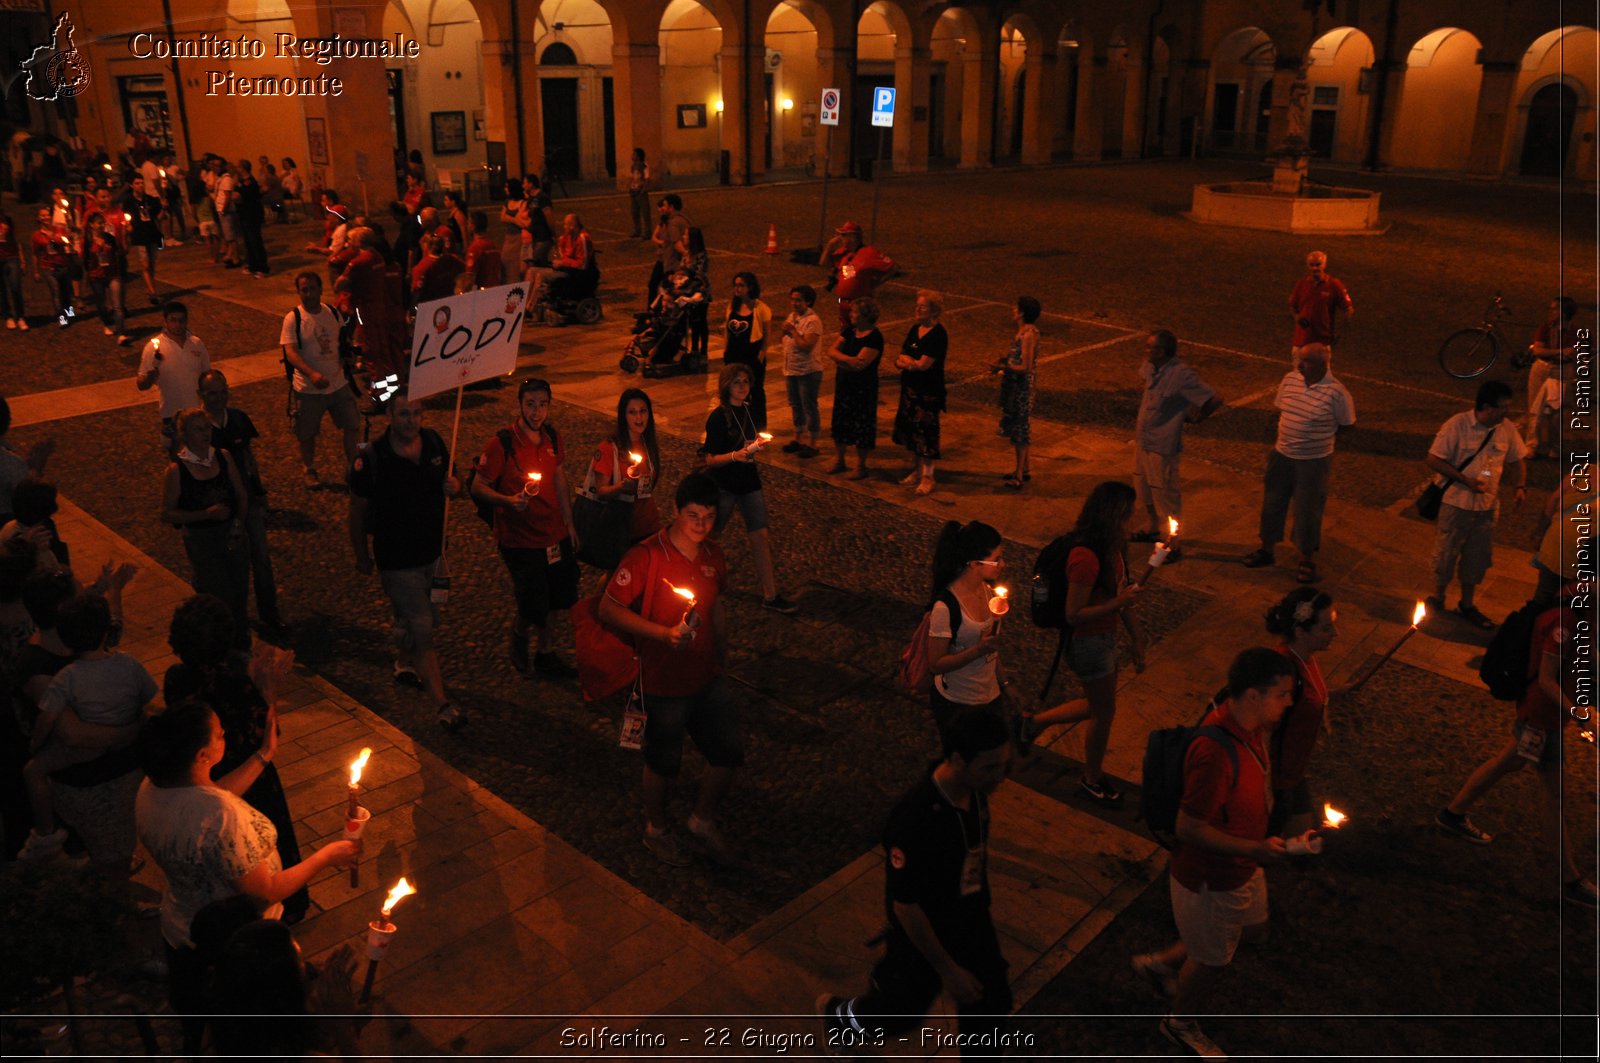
[992,586,1008,601]
[102,163,113,171]
[669,585,697,606]
[380,877,416,918]
[628,451,643,465]
[757,432,773,445]
[1411,600,1426,627]
[1167,517,1180,540]
[1322,804,1347,829]
[348,747,373,788]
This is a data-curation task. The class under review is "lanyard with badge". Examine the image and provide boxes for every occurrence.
[936,777,987,897]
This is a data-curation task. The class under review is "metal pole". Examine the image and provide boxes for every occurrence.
[815,125,833,257]
[868,127,885,244]
[159,0,195,168]
[509,3,527,177]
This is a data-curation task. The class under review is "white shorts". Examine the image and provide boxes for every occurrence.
[1170,867,1267,967]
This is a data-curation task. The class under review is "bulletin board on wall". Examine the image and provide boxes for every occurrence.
[431,111,468,155]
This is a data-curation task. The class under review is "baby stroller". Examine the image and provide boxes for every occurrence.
[619,293,705,376]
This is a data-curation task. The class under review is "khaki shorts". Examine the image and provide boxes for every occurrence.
[1171,867,1267,967]
[130,244,157,271]
[294,386,360,440]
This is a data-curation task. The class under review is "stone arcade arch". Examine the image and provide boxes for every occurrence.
[1206,26,1276,156]
[1302,26,1375,163]
[763,1,828,175]
[658,0,726,179]
[1388,27,1484,172]
[1509,26,1598,181]
[528,0,617,183]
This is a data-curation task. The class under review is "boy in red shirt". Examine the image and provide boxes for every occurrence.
[1133,648,1296,1059]
[471,378,579,678]
[599,472,742,867]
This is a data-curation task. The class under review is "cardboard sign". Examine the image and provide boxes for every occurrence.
[406,282,528,400]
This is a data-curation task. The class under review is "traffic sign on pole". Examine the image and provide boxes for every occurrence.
[819,87,840,126]
[871,86,895,128]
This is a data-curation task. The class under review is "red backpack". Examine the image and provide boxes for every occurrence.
[895,590,961,697]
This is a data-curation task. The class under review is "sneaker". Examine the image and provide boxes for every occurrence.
[19,828,68,860]
[1132,953,1178,998]
[643,827,691,867]
[436,703,466,732]
[166,239,184,247]
[5,318,14,329]
[64,305,75,318]
[815,994,855,1057]
[115,333,129,346]
[103,325,114,335]
[57,314,70,328]
[1241,547,1273,568]
[687,816,738,865]
[1080,776,1123,806]
[796,444,819,459]
[1435,809,1492,844]
[763,595,799,615]
[1563,878,1599,908]
[16,318,27,331]
[393,662,425,690]
[509,626,530,675]
[303,467,320,489]
[781,440,802,454]
[533,651,577,679]
[1160,1015,1226,1059]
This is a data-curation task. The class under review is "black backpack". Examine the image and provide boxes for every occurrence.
[1478,602,1543,701]
[1139,695,1239,850]
[1030,533,1117,700]
[466,426,559,527]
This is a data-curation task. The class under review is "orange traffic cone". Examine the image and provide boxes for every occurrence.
[764,224,779,255]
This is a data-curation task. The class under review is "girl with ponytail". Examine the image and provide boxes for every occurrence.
[925,520,1009,746]
[1264,587,1338,838]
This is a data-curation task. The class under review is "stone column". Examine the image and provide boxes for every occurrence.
[481,39,539,178]
[720,41,768,184]
[610,42,662,191]
[1118,50,1144,157]
[959,48,997,168]
[1020,49,1056,164]
[892,45,931,173]
[1465,61,1519,177]
[1368,58,1408,169]
[1073,52,1102,161]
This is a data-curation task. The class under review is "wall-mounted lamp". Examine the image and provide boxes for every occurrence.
[781,97,794,111]
[714,98,724,113]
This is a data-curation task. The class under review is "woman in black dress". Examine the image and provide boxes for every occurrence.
[161,408,251,650]
[723,271,772,430]
[891,289,948,495]
[827,297,884,480]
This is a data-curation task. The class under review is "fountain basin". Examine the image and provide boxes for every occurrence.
[1188,181,1386,234]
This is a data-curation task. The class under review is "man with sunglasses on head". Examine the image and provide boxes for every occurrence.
[471,379,581,680]
[1287,250,1352,365]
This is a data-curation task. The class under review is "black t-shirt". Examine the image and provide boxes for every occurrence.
[526,190,554,242]
[348,428,451,570]
[882,766,993,951]
[124,192,163,246]
[900,322,948,407]
[210,408,265,497]
[704,405,761,496]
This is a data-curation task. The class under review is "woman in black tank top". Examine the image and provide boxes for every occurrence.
[161,409,252,649]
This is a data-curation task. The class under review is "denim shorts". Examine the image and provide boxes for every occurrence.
[1068,633,1117,681]
[379,562,439,653]
[714,488,769,534]
[641,676,745,777]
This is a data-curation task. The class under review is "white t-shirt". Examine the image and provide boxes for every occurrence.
[136,781,283,949]
[279,303,347,394]
[38,653,156,728]
[138,331,212,419]
[929,595,1000,705]
[781,309,824,376]
[1274,370,1356,460]
[213,173,235,214]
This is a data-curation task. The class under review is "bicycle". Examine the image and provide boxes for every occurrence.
[1437,294,1533,379]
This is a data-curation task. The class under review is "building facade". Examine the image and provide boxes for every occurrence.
[10,0,1596,195]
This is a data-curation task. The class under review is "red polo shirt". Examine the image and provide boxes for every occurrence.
[605,530,727,697]
[476,421,566,549]
[1170,705,1271,892]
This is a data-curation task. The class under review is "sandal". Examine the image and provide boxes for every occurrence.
[1456,604,1496,630]
[1295,560,1319,584]
[1003,477,1023,491]
[1241,548,1274,568]
[825,461,847,475]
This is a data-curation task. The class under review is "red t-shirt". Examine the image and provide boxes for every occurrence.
[1170,706,1271,892]
[605,530,727,696]
[465,236,503,287]
[591,439,660,542]
[1272,645,1326,789]
[31,229,71,271]
[1288,275,1352,346]
[1518,606,1575,732]
[476,422,567,549]
[1065,546,1125,637]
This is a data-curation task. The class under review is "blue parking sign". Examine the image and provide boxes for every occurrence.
[871,86,895,128]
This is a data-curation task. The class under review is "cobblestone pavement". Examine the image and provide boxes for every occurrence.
[2,161,1594,1055]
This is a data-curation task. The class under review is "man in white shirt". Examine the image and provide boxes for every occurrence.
[1242,344,1355,584]
[135,302,211,457]
[1424,381,1528,629]
[280,272,361,487]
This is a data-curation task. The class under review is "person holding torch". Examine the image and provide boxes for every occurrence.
[599,473,743,868]
[923,520,1011,750]
[1263,588,1345,839]
[1131,330,1222,560]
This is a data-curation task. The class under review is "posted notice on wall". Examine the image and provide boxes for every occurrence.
[406,283,529,400]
